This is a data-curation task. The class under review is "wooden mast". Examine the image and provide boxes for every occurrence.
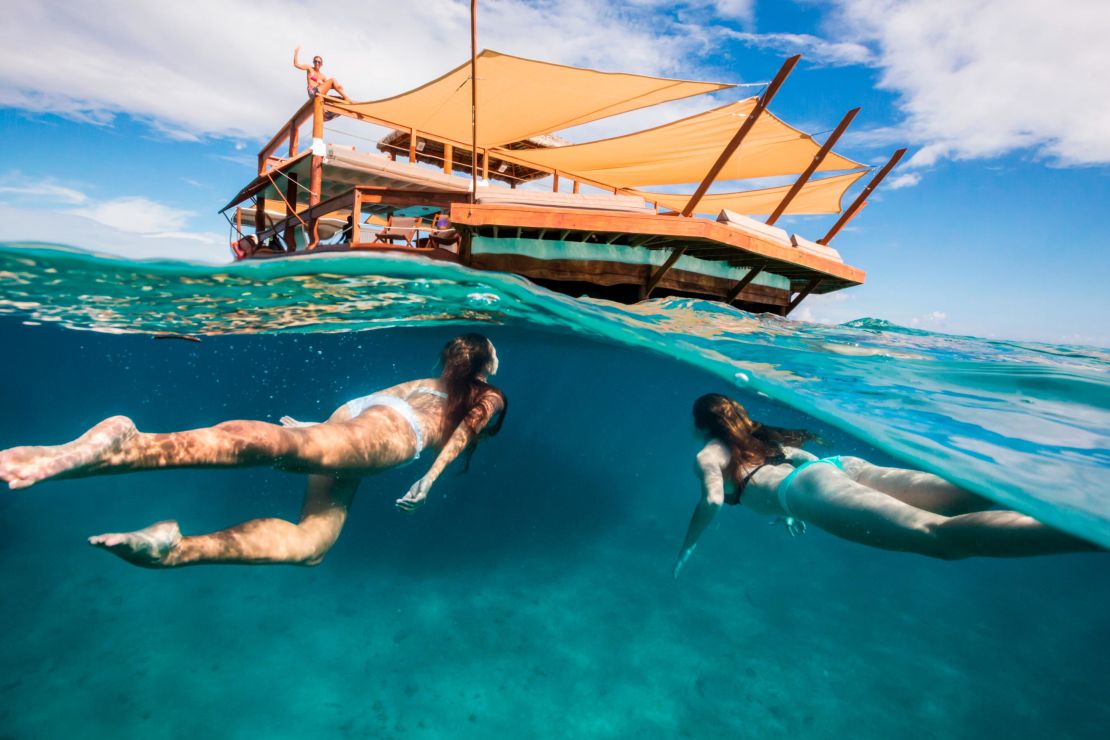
[765,107,860,226]
[681,54,801,218]
[470,0,478,204]
[818,147,907,245]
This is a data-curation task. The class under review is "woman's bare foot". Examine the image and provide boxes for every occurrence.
[0,416,136,489]
[88,520,182,568]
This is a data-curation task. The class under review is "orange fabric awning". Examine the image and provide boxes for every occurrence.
[494,99,865,187]
[328,50,733,149]
[633,170,868,216]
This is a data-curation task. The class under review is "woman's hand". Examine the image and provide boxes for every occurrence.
[771,516,807,537]
[396,477,432,513]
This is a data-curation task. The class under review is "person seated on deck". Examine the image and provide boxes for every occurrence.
[428,211,460,251]
[293,46,351,103]
[0,335,507,569]
[672,394,1101,576]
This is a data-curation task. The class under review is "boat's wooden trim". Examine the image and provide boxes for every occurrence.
[449,202,865,287]
[820,147,907,245]
[258,98,316,174]
[682,55,800,217]
[766,107,860,226]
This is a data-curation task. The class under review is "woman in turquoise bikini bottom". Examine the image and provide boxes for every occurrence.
[673,394,1100,575]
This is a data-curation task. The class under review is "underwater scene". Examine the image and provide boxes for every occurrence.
[1,243,1108,739]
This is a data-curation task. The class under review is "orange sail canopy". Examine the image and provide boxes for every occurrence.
[633,170,869,216]
[328,50,733,149]
[494,99,865,187]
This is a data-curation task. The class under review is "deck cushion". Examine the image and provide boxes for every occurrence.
[790,233,843,263]
[715,209,791,246]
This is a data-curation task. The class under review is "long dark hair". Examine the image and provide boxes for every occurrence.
[692,394,814,482]
[440,333,507,470]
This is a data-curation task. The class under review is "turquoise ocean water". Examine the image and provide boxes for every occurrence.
[1,243,1108,738]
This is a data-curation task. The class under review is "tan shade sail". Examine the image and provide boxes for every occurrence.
[494,99,865,187]
[328,50,733,149]
[633,169,869,216]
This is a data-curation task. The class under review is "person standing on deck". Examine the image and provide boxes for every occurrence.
[293,47,351,102]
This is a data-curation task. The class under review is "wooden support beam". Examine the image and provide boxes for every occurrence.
[784,277,822,315]
[552,172,559,192]
[312,96,324,139]
[643,246,687,299]
[482,150,490,181]
[288,121,300,157]
[572,180,580,194]
[819,147,907,245]
[766,107,860,226]
[309,156,322,206]
[682,55,801,217]
[350,190,362,245]
[443,143,453,174]
[409,129,417,162]
[254,197,266,238]
[724,266,764,304]
[283,172,299,251]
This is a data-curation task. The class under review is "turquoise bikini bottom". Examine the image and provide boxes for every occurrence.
[776,456,845,516]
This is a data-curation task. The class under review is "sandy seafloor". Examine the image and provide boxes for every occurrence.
[0,320,1107,739]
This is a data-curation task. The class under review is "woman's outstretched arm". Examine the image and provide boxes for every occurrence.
[673,446,727,578]
[395,393,504,512]
[293,46,310,71]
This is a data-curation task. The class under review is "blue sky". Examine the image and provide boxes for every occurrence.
[0,0,1107,345]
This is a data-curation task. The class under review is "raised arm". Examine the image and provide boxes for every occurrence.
[395,392,504,512]
[293,46,310,71]
[673,445,728,578]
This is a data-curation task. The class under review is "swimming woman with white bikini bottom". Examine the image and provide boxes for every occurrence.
[0,334,506,568]
[673,394,1099,576]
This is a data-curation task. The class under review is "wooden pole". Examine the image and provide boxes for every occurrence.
[818,147,907,245]
[784,277,822,315]
[724,266,763,304]
[765,107,860,226]
[312,96,324,139]
[572,180,580,194]
[288,120,299,157]
[350,190,362,245]
[409,129,417,162]
[470,0,478,204]
[681,55,801,218]
[482,149,489,181]
[254,196,266,238]
[643,247,686,299]
[283,172,299,251]
[552,172,559,192]
[443,143,453,174]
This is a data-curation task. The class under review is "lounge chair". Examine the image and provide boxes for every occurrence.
[374,215,421,246]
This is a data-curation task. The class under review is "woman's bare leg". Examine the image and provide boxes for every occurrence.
[789,467,1099,559]
[0,410,411,489]
[89,475,359,568]
[839,456,994,515]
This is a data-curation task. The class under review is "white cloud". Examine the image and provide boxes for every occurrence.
[909,310,947,327]
[832,0,1110,166]
[886,172,921,189]
[0,203,229,263]
[723,31,874,66]
[0,1,746,143]
[0,180,88,205]
[0,176,225,260]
